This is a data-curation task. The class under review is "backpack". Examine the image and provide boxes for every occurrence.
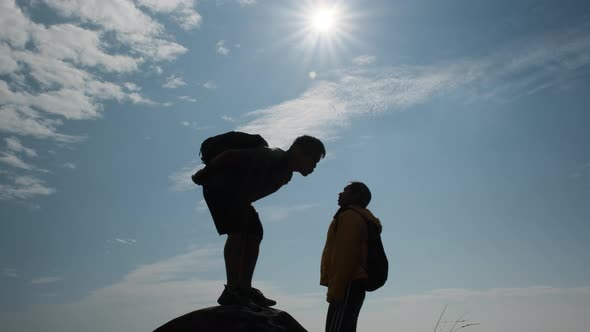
[199,131,269,164]
[335,208,389,292]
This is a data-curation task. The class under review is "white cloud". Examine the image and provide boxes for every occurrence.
[308,71,317,79]
[31,276,63,285]
[238,0,257,6]
[41,0,188,61]
[221,115,234,122]
[114,238,137,245]
[124,83,141,92]
[169,163,203,192]
[216,40,230,55]
[353,55,376,65]
[5,137,37,157]
[163,74,187,89]
[0,0,33,48]
[2,268,18,278]
[1,251,589,332]
[0,43,19,74]
[178,121,206,130]
[0,105,76,142]
[0,246,226,332]
[152,65,164,74]
[238,65,463,147]
[178,95,197,102]
[0,176,55,200]
[32,24,140,73]
[257,204,319,223]
[137,0,202,30]
[197,199,208,211]
[238,23,590,149]
[203,81,217,89]
[0,0,190,202]
[0,0,187,128]
[127,92,157,105]
[0,152,33,170]
[63,163,76,169]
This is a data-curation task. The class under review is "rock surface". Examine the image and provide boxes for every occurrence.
[153,304,308,332]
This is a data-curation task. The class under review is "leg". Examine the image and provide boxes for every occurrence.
[242,233,262,289]
[240,207,276,306]
[325,280,366,332]
[241,205,264,289]
[224,233,246,291]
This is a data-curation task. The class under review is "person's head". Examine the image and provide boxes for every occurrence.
[288,135,326,176]
[338,182,372,208]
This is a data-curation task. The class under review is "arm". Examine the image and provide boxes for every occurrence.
[191,150,251,186]
[327,211,365,303]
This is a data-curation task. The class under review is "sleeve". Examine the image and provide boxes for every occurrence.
[327,211,365,302]
[320,221,334,287]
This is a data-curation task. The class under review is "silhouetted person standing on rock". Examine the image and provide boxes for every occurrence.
[192,134,325,307]
[321,182,382,332]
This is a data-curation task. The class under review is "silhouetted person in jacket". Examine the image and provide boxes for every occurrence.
[321,182,382,332]
[192,135,325,306]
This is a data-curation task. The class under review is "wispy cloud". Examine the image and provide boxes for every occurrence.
[124,83,141,92]
[5,137,37,157]
[0,152,34,170]
[197,199,208,211]
[178,95,197,102]
[238,23,590,148]
[353,55,376,65]
[221,115,235,122]
[31,276,63,285]
[114,238,137,245]
[169,163,202,192]
[162,74,187,89]
[257,204,319,223]
[237,0,257,6]
[0,246,226,331]
[63,163,76,169]
[137,0,202,30]
[0,176,55,200]
[178,121,211,131]
[216,40,230,55]
[2,268,18,278]
[2,262,589,332]
[203,81,217,89]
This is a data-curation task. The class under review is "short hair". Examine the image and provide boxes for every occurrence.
[292,135,326,160]
[348,181,372,208]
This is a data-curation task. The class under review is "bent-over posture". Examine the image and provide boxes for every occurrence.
[193,135,325,306]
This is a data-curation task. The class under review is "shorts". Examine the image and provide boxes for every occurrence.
[202,187,263,238]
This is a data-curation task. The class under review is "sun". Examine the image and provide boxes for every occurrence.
[311,7,338,34]
[278,1,359,64]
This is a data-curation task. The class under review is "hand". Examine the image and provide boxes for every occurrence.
[191,169,206,185]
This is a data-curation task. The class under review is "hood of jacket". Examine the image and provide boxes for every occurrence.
[346,205,383,233]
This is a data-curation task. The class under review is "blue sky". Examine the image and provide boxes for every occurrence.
[1,0,590,331]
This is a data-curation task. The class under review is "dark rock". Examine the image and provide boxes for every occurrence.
[153,304,309,332]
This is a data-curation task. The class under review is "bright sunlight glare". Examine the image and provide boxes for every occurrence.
[311,7,338,34]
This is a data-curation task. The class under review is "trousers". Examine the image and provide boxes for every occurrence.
[325,279,366,332]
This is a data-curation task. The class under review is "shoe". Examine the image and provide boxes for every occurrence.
[247,287,276,307]
[217,285,253,306]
